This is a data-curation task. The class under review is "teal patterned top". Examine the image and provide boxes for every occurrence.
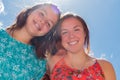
[0,28,46,80]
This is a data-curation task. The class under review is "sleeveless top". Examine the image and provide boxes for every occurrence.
[0,29,46,80]
[51,57,105,80]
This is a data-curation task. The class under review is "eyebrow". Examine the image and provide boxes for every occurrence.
[61,25,80,30]
[74,25,81,28]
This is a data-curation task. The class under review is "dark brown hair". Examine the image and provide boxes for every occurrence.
[54,13,90,54]
[7,3,61,58]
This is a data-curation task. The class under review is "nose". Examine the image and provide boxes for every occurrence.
[69,32,75,38]
[40,19,46,24]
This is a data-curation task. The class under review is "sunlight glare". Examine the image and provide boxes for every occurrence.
[0,1,4,13]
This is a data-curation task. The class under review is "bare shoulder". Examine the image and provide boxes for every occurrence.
[47,49,66,64]
[97,59,116,80]
[97,59,112,67]
[47,49,66,72]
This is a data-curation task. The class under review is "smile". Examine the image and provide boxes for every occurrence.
[68,41,78,45]
[33,20,41,31]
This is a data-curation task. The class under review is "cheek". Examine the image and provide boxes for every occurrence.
[39,30,49,36]
[61,36,68,47]
[42,27,50,34]
[61,41,66,49]
[45,29,49,34]
[61,36,67,42]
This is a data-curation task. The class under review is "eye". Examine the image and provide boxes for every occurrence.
[74,28,80,31]
[46,22,51,28]
[61,31,68,35]
[39,12,45,18]
[46,21,52,29]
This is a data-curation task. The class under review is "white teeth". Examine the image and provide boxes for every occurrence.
[35,23,39,28]
[35,23,40,30]
[69,41,78,45]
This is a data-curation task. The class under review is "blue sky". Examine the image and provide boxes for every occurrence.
[0,0,120,79]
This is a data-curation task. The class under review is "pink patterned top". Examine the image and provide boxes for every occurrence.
[51,58,105,80]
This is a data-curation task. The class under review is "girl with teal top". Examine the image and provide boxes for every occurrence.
[0,3,60,80]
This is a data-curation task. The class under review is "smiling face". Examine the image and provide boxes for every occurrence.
[24,5,59,37]
[61,17,86,53]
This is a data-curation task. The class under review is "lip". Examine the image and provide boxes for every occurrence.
[68,40,78,45]
[33,20,41,31]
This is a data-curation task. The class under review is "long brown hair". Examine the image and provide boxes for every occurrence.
[54,13,90,54]
[7,3,61,58]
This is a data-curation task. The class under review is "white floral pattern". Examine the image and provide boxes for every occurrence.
[0,29,46,80]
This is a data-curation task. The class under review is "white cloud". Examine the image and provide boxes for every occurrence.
[88,50,95,57]
[0,22,3,26]
[110,54,113,58]
[100,53,107,59]
[0,0,4,14]
[0,22,3,28]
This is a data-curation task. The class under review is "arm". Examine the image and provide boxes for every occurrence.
[98,59,116,80]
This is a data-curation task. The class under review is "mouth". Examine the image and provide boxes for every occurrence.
[68,41,78,45]
[33,20,41,31]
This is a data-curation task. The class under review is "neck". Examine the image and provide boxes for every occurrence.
[67,49,87,61]
[65,50,90,70]
[7,28,32,44]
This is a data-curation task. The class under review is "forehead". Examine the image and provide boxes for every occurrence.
[61,17,83,28]
[36,5,59,25]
